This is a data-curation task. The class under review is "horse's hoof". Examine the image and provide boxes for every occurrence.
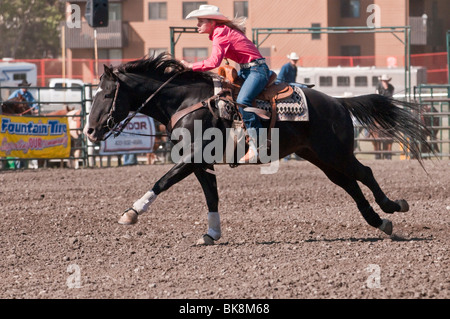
[118,208,138,225]
[196,234,215,246]
[395,199,409,212]
[378,219,393,235]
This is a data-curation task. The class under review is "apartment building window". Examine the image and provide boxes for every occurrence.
[183,2,207,19]
[149,48,168,57]
[149,2,167,20]
[341,45,361,56]
[109,3,122,21]
[234,1,248,18]
[99,49,123,65]
[341,0,360,18]
[258,47,271,67]
[183,48,208,63]
[311,23,321,40]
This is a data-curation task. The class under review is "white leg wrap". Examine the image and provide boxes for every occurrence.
[132,190,157,214]
[207,212,221,240]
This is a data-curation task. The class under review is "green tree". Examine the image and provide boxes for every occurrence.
[0,0,65,59]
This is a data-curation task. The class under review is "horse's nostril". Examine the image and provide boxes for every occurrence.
[86,128,94,135]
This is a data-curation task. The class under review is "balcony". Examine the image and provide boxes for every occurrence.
[63,20,128,49]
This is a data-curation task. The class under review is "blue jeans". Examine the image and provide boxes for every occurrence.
[237,63,270,132]
[123,153,137,165]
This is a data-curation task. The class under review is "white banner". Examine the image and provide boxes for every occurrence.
[100,115,156,155]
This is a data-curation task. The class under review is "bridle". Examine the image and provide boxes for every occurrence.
[103,71,179,140]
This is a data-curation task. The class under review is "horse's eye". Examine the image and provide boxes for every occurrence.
[104,93,114,98]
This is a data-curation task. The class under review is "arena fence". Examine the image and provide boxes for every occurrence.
[353,84,450,160]
[0,84,172,170]
[1,84,449,170]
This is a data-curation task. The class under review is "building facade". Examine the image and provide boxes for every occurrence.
[64,0,450,82]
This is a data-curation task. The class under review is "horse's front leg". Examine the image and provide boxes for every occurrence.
[118,160,196,225]
[193,164,221,246]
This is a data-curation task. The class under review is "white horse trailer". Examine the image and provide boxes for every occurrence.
[276,66,427,98]
[0,60,38,101]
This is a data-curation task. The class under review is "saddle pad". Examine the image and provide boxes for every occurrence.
[255,86,309,121]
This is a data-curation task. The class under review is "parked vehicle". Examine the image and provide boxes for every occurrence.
[36,78,88,113]
[0,60,37,101]
[274,66,427,98]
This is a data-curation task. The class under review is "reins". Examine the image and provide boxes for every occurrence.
[103,70,231,140]
[104,72,179,140]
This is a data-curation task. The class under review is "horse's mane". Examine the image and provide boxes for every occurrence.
[117,53,213,83]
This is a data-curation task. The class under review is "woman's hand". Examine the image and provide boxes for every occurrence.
[180,60,193,69]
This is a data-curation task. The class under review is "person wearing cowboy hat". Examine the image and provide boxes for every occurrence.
[277,52,300,84]
[376,74,394,98]
[374,74,395,160]
[6,79,38,169]
[8,79,39,114]
[181,5,270,164]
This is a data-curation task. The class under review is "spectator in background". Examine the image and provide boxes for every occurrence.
[8,79,39,115]
[376,74,394,98]
[8,80,39,168]
[374,74,395,159]
[123,153,138,166]
[277,52,299,84]
[279,52,304,161]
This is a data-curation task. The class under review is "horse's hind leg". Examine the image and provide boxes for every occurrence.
[298,152,392,235]
[350,158,409,214]
[319,166,392,234]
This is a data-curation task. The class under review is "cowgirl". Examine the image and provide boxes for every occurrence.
[181,5,270,163]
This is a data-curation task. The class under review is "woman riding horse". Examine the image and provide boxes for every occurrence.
[84,53,434,245]
[180,5,270,164]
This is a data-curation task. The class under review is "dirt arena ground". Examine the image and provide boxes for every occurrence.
[0,159,448,300]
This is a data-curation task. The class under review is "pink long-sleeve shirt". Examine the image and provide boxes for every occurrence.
[191,25,263,72]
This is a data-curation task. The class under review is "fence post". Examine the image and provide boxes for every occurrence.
[40,60,46,86]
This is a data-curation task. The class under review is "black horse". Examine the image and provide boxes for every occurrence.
[84,53,433,244]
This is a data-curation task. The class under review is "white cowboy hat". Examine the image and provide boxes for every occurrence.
[185,5,230,21]
[287,52,300,60]
[380,74,392,81]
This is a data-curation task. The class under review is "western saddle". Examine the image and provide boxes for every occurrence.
[217,63,294,141]
[167,62,309,141]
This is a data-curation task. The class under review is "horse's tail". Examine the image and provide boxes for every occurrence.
[338,94,434,165]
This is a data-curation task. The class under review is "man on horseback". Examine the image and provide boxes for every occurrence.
[8,79,38,114]
[180,5,270,163]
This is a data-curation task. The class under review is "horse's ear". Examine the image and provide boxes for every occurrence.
[103,64,116,80]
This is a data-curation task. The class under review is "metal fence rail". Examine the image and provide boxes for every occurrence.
[353,84,450,160]
[2,84,449,170]
[0,84,172,170]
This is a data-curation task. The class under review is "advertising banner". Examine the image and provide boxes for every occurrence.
[99,115,156,155]
[0,115,71,158]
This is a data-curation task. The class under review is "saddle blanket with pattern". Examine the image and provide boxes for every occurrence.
[254,85,309,121]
